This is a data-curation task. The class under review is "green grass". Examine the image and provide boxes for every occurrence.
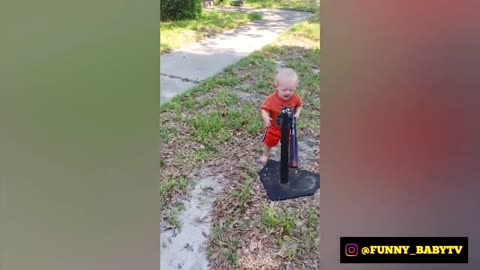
[208,218,241,268]
[261,207,297,236]
[306,207,320,251]
[231,176,254,211]
[160,127,177,142]
[160,176,188,211]
[193,148,215,163]
[278,12,320,48]
[190,113,224,140]
[160,11,262,53]
[161,178,188,231]
[190,112,233,145]
[248,12,262,21]
[245,0,319,12]
[166,205,183,230]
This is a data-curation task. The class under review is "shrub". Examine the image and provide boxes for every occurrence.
[230,0,244,6]
[160,0,203,21]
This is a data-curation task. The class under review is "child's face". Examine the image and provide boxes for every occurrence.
[275,79,297,100]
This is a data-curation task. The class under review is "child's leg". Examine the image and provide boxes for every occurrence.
[258,145,271,164]
[258,127,280,165]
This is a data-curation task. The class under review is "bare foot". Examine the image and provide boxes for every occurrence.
[257,155,268,165]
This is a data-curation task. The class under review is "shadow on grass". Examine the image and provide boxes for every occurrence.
[160,44,172,54]
[162,12,245,29]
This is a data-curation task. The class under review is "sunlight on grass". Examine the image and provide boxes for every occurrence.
[245,0,319,12]
[278,12,320,48]
[160,11,262,53]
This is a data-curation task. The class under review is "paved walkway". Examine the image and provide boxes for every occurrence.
[160,9,312,105]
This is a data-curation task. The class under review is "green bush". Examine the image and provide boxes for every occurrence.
[160,0,203,22]
[230,0,244,6]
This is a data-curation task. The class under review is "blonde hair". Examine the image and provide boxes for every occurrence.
[275,68,298,86]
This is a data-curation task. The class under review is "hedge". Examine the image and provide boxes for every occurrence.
[160,0,203,21]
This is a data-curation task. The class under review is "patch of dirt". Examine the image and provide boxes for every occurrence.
[232,69,259,89]
[236,91,265,105]
[161,166,229,270]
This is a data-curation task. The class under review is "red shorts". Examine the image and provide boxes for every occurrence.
[262,127,288,147]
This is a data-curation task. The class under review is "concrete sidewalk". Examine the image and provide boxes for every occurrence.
[160,9,312,105]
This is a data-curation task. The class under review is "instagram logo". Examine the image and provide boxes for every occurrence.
[345,243,359,257]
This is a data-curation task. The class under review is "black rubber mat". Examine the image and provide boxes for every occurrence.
[258,159,320,201]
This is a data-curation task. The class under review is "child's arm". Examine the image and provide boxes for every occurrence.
[294,106,302,119]
[294,93,303,119]
[261,109,272,127]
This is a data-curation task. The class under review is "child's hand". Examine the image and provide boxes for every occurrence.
[263,117,272,127]
[261,109,272,127]
[293,107,302,120]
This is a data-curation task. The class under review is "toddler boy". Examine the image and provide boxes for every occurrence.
[258,68,303,165]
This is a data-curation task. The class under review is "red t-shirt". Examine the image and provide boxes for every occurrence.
[261,92,303,129]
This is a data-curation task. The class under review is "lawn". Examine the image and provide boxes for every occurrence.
[160,11,320,269]
[160,11,262,53]
[244,0,320,13]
